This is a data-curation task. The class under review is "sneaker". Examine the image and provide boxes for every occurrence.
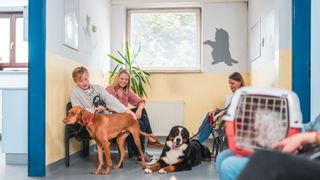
[146,158,158,166]
[137,152,155,162]
[147,137,164,149]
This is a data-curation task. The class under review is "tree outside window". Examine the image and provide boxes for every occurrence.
[0,12,28,69]
[127,8,201,72]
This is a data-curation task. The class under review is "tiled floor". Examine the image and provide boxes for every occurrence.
[0,140,220,180]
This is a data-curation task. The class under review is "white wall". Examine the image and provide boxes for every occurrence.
[277,0,291,49]
[249,0,276,71]
[248,0,291,87]
[311,0,320,121]
[111,1,248,73]
[110,5,126,61]
[202,2,248,73]
[46,0,111,73]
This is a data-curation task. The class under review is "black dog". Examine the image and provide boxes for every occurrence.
[144,126,211,174]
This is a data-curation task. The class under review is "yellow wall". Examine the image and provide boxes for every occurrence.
[144,73,250,134]
[279,49,292,90]
[251,49,292,90]
[251,61,279,87]
[46,52,104,165]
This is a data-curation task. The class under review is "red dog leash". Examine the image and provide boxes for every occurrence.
[84,113,95,126]
[190,113,214,139]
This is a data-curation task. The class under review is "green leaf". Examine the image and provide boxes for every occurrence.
[106,41,150,97]
[142,87,148,98]
[107,54,124,65]
[142,69,150,76]
[125,41,131,65]
[110,64,120,79]
[132,44,141,62]
[117,51,127,63]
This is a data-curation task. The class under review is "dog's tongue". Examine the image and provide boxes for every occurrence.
[173,143,178,149]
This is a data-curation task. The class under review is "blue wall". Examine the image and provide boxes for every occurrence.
[292,0,311,123]
[28,0,46,176]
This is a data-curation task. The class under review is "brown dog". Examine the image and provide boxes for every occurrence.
[63,106,147,175]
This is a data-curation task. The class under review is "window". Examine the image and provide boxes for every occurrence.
[127,8,201,72]
[0,12,28,69]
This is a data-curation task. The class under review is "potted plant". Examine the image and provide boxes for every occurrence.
[107,41,151,97]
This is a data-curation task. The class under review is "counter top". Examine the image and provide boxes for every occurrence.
[0,71,28,74]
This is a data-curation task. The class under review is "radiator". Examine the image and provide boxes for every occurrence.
[145,100,184,136]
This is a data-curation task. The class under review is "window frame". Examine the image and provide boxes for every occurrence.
[126,8,202,73]
[0,12,28,69]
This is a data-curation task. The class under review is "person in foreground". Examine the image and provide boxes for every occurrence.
[238,131,320,180]
[216,116,320,180]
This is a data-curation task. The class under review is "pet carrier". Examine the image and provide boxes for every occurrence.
[223,87,303,156]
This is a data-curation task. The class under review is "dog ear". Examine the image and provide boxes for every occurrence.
[79,108,87,123]
[166,135,170,141]
[184,127,190,144]
[186,137,190,144]
[168,126,177,139]
[185,128,190,139]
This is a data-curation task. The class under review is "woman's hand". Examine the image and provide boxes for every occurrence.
[136,102,145,120]
[95,105,106,113]
[272,132,317,154]
[126,109,137,120]
[209,108,217,117]
[136,109,142,120]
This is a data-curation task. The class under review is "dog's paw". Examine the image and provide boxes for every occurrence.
[181,144,188,151]
[144,168,153,174]
[158,168,167,174]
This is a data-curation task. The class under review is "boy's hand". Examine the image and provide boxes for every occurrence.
[95,105,106,113]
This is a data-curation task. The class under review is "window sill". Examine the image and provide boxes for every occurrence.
[0,67,28,73]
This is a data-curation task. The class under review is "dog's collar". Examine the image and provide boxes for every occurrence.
[84,113,95,126]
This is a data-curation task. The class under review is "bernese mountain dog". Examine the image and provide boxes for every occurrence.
[144,125,211,174]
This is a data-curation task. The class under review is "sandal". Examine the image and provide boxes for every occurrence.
[147,136,164,149]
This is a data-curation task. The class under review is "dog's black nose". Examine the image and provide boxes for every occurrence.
[176,138,181,144]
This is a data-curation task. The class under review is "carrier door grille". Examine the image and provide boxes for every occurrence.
[234,94,289,149]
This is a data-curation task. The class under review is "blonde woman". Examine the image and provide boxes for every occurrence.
[106,69,164,161]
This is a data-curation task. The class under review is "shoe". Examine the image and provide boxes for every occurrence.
[147,137,164,149]
[146,158,158,166]
[137,152,155,162]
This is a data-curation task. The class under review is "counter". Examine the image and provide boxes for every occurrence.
[0,71,28,164]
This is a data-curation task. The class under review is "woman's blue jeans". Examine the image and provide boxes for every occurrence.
[215,149,249,180]
[197,113,212,143]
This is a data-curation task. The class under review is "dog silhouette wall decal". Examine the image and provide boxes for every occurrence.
[204,28,238,66]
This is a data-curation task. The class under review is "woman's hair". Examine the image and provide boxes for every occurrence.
[72,66,89,82]
[112,69,131,94]
[229,72,245,87]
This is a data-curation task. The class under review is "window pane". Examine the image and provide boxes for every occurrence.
[15,17,28,63]
[129,10,199,70]
[0,18,10,63]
